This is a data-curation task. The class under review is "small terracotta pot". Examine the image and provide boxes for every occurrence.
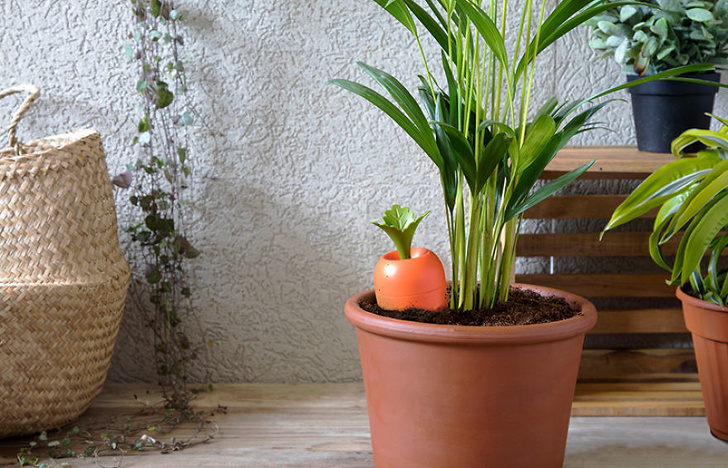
[345,284,597,468]
[677,287,728,443]
[373,247,447,311]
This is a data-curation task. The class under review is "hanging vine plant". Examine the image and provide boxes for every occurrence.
[118,0,205,411]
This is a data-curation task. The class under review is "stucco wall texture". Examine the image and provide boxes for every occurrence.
[1,1,726,383]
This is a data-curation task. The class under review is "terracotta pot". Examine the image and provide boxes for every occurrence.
[373,247,448,311]
[345,283,597,468]
[677,287,728,443]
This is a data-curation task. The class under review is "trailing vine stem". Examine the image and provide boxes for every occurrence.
[122,0,204,411]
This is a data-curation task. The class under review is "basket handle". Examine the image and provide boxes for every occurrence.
[0,84,40,154]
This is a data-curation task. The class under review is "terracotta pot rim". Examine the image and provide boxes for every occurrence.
[345,283,597,345]
[676,286,728,313]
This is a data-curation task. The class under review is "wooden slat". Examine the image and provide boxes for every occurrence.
[590,309,687,334]
[516,273,674,297]
[517,232,682,257]
[578,350,698,382]
[572,382,704,416]
[522,195,662,219]
[541,146,678,180]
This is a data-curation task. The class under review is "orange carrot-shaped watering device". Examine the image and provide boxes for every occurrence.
[372,205,447,312]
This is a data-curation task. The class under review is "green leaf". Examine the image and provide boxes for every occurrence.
[672,129,728,155]
[603,154,721,232]
[506,160,595,220]
[656,45,675,60]
[708,235,728,296]
[650,17,669,38]
[329,78,441,169]
[534,96,560,121]
[373,0,417,34]
[177,147,187,164]
[437,121,477,191]
[156,88,174,109]
[180,111,194,125]
[614,38,629,64]
[620,5,638,22]
[455,0,508,68]
[648,191,692,270]
[357,62,433,139]
[440,51,459,128]
[642,36,660,57]
[681,195,728,282]
[517,114,557,171]
[149,30,163,41]
[151,0,162,17]
[424,0,449,30]
[147,267,162,284]
[136,79,148,93]
[174,235,200,259]
[686,8,714,22]
[586,64,715,103]
[372,205,429,259]
[477,120,518,138]
[125,43,134,62]
[664,158,728,238]
[511,101,609,213]
[476,132,511,193]
[429,92,458,210]
[517,0,634,80]
[656,0,681,11]
[402,0,451,52]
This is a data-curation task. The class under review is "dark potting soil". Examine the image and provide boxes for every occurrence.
[360,286,581,326]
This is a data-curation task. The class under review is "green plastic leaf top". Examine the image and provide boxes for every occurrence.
[372,205,429,260]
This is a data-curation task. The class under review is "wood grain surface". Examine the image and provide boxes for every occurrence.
[0,382,719,467]
[542,146,678,179]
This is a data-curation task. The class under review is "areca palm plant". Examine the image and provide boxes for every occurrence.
[331,0,710,311]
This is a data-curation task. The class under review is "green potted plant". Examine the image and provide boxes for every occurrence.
[332,0,710,466]
[587,0,728,152]
[603,115,728,443]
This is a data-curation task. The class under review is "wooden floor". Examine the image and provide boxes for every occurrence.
[1,382,727,467]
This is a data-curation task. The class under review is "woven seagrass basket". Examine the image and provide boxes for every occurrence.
[0,85,130,438]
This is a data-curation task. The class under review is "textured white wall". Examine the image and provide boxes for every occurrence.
[1,1,726,383]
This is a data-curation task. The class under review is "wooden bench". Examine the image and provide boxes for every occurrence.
[517,146,703,416]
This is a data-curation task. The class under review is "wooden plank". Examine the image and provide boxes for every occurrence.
[572,382,704,416]
[516,273,674,298]
[0,382,716,467]
[522,195,662,219]
[578,350,698,382]
[541,146,677,180]
[590,309,688,334]
[0,383,374,467]
[584,333,692,350]
[517,231,682,257]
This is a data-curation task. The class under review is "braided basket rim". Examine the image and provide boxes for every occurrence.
[0,128,99,162]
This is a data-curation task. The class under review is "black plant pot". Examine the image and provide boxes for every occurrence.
[627,72,720,153]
